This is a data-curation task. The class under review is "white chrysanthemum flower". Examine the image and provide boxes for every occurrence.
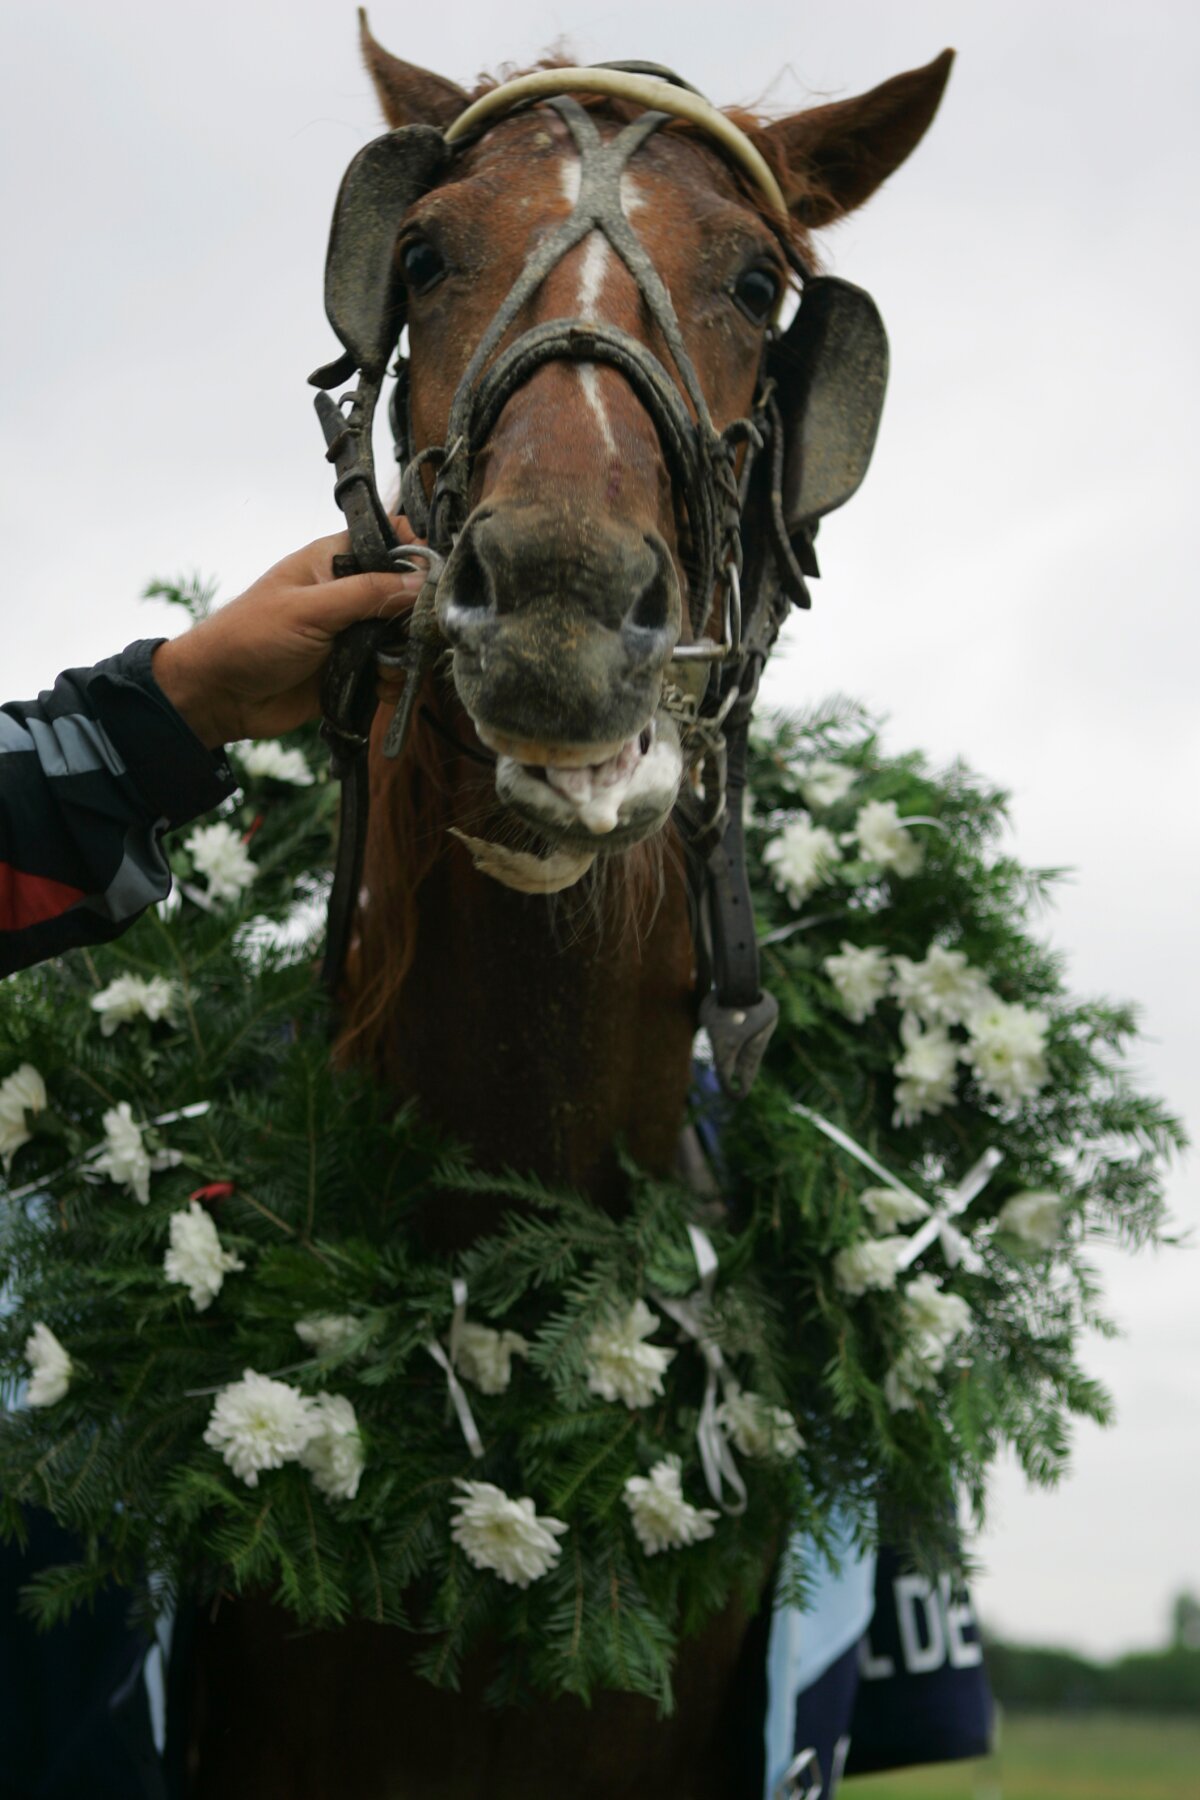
[295,1314,361,1358]
[163,1201,245,1311]
[891,946,993,1028]
[89,973,178,1037]
[715,1390,804,1460]
[298,1393,365,1501]
[25,1322,73,1407]
[832,1236,907,1298]
[823,942,891,1024]
[892,1014,960,1127]
[885,1275,972,1411]
[964,1001,1050,1107]
[623,1455,719,1556]
[997,1190,1063,1250]
[860,1185,931,1233]
[450,1481,568,1587]
[584,1299,675,1409]
[454,1322,530,1396]
[799,759,856,812]
[902,1272,972,1347]
[884,1344,942,1413]
[0,1063,47,1169]
[93,1101,179,1205]
[203,1369,317,1488]
[184,821,257,905]
[852,799,924,877]
[762,815,842,907]
[236,740,315,787]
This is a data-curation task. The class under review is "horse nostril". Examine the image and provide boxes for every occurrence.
[437,528,497,649]
[620,540,680,668]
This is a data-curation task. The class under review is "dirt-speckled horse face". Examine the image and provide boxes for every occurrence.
[359,20,953,864]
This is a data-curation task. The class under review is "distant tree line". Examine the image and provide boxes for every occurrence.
[984,1597,1200,1715]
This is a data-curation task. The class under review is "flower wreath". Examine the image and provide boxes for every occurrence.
[0,639,1182,1708]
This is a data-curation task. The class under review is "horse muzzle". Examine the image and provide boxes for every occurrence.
[435,501,686,847]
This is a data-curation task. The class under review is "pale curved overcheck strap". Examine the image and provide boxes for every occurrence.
[443,68,789,221]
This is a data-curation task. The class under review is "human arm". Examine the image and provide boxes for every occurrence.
[1,528,421,975]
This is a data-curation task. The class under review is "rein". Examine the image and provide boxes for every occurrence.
[310,65,862,1096]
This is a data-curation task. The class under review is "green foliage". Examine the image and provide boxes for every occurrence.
[0,704,1183,1707]
[983,1637,1200,1716]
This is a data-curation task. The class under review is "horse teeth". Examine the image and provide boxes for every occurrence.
[538,725,655,830]
[545,765,594,802]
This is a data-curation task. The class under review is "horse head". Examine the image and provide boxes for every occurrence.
[352,21,952,875]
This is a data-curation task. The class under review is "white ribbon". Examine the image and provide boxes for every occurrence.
[4,1101,211,1205]
[655,1224,747,1516]
[150,1101,212,1128]
[758,910,847,948]
[791,1104,1002,1274]
[791,1104,928,1210]
[896,1147,1003,1273]
[425,1276,484,1460]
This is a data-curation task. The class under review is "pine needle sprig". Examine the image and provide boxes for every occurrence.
[0,706,1183,1700]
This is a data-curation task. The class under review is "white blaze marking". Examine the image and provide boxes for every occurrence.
[556,158,644,456]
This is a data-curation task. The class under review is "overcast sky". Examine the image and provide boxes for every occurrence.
[2,0,1196,1659]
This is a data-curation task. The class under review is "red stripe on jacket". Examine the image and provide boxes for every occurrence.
[0,861,86,932]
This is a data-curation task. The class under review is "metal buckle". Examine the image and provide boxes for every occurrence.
[699,988,779,1100]
[775,1745,823,1800]
[670,559,741,664]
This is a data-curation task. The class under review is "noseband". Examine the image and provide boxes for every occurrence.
[309,65,888,1096]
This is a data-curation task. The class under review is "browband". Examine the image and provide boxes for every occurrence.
[443,68,788,221]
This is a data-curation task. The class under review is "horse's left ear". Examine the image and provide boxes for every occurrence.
[358,8,469,128]
[763,49,954,228]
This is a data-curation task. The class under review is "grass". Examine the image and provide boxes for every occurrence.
[843,1712,1200,1799]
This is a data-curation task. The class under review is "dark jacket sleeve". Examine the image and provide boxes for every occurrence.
[0,639,236,976]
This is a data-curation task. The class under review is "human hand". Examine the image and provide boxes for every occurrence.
[152,522,425,748]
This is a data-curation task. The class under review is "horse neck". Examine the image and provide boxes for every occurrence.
[340,705,698,1228]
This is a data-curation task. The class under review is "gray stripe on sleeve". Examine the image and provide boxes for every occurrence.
[0,711,35,754]
[24,713,128,781]
[84,821,172,924]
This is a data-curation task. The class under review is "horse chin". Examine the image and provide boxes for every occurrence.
[490,713,684,856]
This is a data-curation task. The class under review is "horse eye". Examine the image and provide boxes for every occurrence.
[402,239,445,295]
[733,267,780,325]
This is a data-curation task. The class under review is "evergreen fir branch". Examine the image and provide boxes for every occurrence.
[0,703,1183,1704]
[143,573,218,624]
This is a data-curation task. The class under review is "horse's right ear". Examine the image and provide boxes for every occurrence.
[358,9,469,128]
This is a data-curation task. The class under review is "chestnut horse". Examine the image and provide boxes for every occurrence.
[185,22,951,1799]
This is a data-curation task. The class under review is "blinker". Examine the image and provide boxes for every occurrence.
[769,277,889,532]
[310,124,450,386]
